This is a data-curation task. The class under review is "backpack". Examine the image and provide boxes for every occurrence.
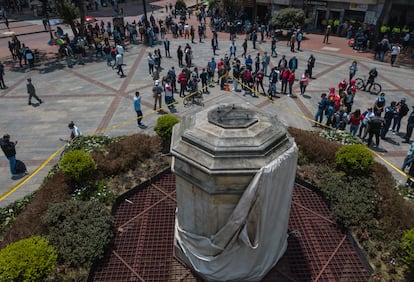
[15,160,27,174]
[297,32,303,41]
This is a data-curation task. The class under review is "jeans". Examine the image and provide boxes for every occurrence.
[314,109,324,125]
[8,155,16,175]
[392,116,402,132]
[350,124,359,136]
[269,83,277,96]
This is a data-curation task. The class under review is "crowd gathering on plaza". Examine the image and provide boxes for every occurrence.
[2,2,414,184]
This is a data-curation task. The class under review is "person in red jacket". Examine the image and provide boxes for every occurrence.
[287,70,295,97]
[281,68,290,94]
[328,87,340,111]
[178,69,188,97]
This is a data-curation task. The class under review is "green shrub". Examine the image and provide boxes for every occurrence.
[42,200,113,268]
[271,8,305,29]
[0,236,57,281]
[336,144,374,175]
[175,0,186,11]
[154,114,180,153]
[288,127,341,164]
[318,171,378,229]
[59,150,96,183]
[402,228,414,269]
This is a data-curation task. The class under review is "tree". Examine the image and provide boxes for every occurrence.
[55,0,86,37]
[375,0,393,40]
[271,8,305,29]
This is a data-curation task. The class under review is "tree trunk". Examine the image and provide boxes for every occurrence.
[375,0,392,39]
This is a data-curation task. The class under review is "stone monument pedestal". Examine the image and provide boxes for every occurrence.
[172,104,298,281]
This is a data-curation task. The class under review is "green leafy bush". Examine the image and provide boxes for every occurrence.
[318,172,378,228]
[0,236,57,281]
[336,144,374,175]
[271,8,305,29]
[175,0,186,11]
[59,150,96,183]
[402,228,414,269]
[154,114,180,153]
[42,200,113,268]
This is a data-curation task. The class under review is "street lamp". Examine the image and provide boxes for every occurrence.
[142,0,149,27]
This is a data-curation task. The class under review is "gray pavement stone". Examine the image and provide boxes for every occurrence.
[1,13,414,207]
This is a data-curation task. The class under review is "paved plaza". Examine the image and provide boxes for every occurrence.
[1,1,414,207]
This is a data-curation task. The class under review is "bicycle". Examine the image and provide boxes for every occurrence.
[183,91,204,107]
[355,76,382,95]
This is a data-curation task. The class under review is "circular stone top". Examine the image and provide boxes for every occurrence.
[208,104,258,129]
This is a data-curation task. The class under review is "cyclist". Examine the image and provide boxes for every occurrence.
[364,67,378,92]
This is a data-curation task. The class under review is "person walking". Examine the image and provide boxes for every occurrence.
[27,78,42,105]
[271,37,277,57]
[115,52,125,77]
[0,134,20,177]
[177,45,183,67]
[134,91,144,127]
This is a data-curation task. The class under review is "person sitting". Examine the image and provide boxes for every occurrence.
[68,121,82,140]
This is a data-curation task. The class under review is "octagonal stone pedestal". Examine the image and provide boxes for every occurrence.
[172,104,297,281]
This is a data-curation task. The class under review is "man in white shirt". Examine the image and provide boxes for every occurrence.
[115,53,125,77]
[116,43,124,56]
[390,44,401,67]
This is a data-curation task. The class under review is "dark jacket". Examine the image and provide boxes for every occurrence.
[0,138,16,158]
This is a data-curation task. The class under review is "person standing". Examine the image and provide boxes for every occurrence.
[177,45,183,67]
[211,36,218,55]
[402,109,414,143]
[152,80,163,111]
[390,44,401,67]
[288,56,298,73]
[164,37,171,57]
[261,52,270,76]
[313,93,329,127]
[381,101,397,139]
[200,68,208,93]
[0,61,6,89]
[280,68,290,94]
[229,42,236,59]
[289,32,296,52]
[299,71,309,96]
[392,98,409,134]
[323,25,331,44]
[349,60,358,82]
[252,31,257,49]
[27,78,42,105]
[0,134,19,177]
[242,39,247,58]
[374,92,386,116]
[147,52,154,75]
[134,91,144,127]
[296,29,303,51]
[271,37,277,57]
[402,142,414,171]
[348,109,364,136]
[367,114,385,147]
[287,70,295,97]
